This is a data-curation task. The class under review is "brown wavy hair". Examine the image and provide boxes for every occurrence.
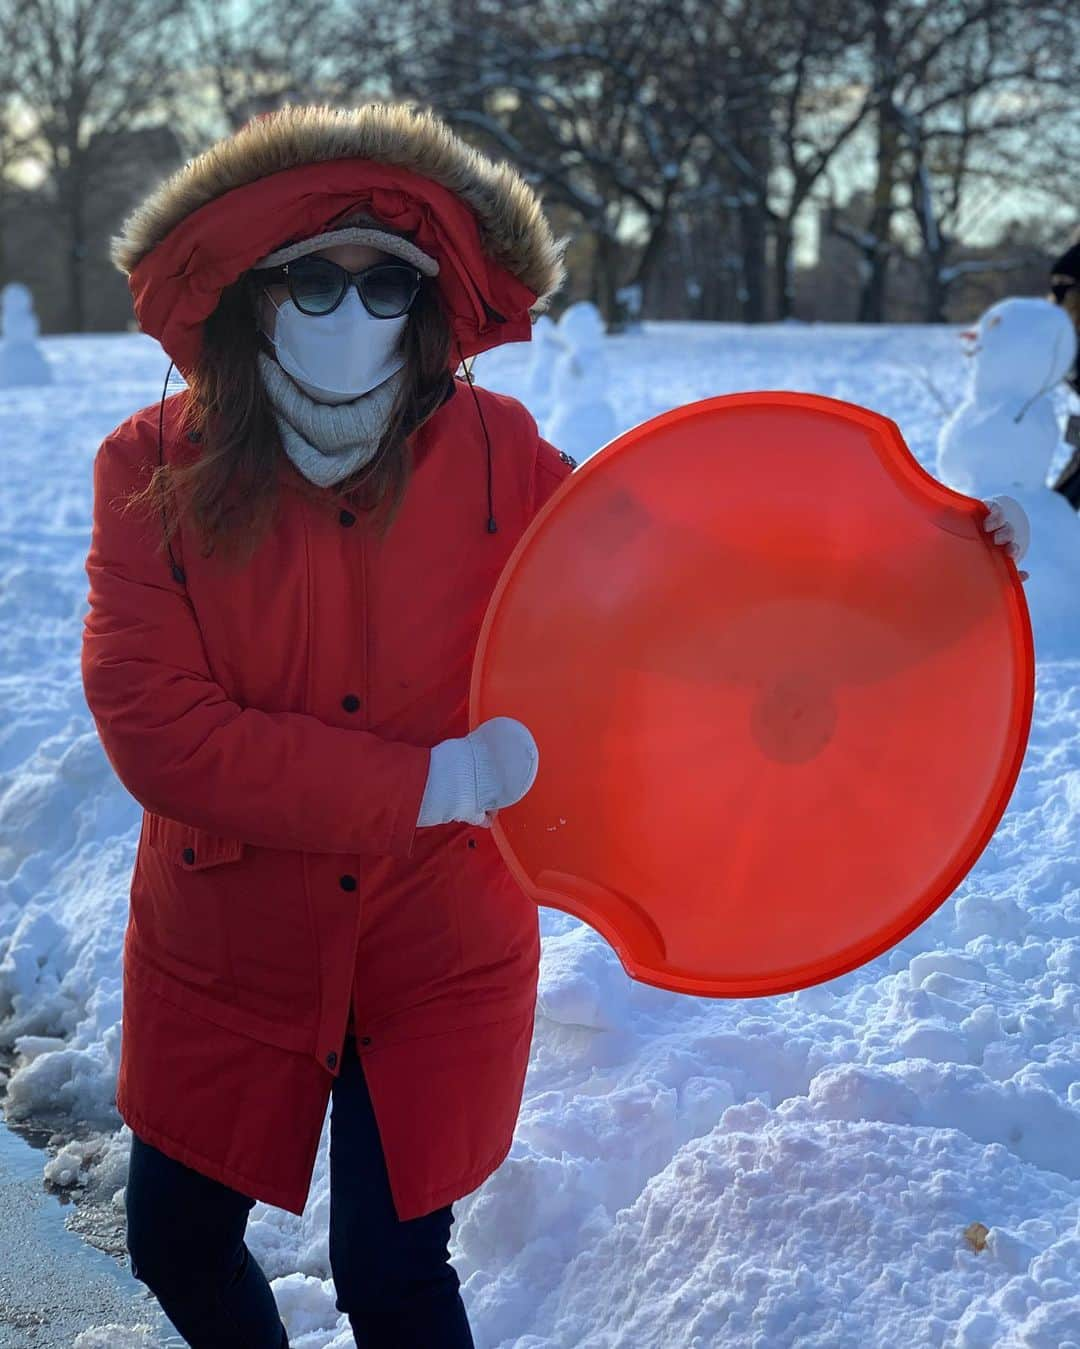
[125,267,455,569]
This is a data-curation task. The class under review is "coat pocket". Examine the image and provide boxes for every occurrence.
[133,813,318,1054]
[143,813,245,870]
[453,827,539,979]
[135,812,244,1005]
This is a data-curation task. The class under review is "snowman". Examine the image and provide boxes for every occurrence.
[0,282,53,387]
[544,300,618,462]
[522,313,564,428]
[936,296,1079,657]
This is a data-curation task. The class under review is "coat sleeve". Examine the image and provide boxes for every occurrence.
[80,424,431,858]
[529,427,578,520]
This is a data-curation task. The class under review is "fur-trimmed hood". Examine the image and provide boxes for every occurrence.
[112,102,569,376]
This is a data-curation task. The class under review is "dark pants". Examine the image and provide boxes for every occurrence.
[125,1031,476,1348]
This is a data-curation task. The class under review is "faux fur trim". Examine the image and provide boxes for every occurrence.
[111,102,567,311]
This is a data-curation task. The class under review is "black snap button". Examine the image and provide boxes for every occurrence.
[326,1051,337,1069]
[339,874,357,891]
[467,838,477,848]
[360,1037,372,1047]
[339,509,356,527]
[182,846,196,864]
[186,429,202,443]
[342,694,360,712]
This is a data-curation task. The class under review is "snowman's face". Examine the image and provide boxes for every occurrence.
[960,312,1002,358]
[968,296,1078,399]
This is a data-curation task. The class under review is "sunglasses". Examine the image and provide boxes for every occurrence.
[252,255,423,318]
[1051,279,1077,303]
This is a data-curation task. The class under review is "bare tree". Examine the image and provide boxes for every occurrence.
[826,0,1077,323]
[1,0,185,330]
[763,0,870,318]
[2,0,1073,328]
[176,0,385,148]
[376,0,875,323]
[0,39,30,287]
[367,0,735,327]
[683,0,778,323]
[897,1,1077,319]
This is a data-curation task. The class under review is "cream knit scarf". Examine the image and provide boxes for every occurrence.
[257,350,407,488]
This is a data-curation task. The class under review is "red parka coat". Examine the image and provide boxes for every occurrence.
[81,104,575,1220]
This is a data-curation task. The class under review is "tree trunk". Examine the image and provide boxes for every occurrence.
[860,8,899,324]
[737,196,768,322]
[61,150,88,332]
[859,115,897,323]
[624,205,671,328]
[0,185,7,290]
[591,230,622,331]
[774,220,795,319]
[924,264,947,323]
[68,228,86,332]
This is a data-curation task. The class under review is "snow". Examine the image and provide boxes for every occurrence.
[3,322,1080,1347]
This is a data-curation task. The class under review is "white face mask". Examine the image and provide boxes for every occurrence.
[263,286,408,403]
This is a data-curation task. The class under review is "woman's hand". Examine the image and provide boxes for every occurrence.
[982,495,1030,583]
[416,719,537,828]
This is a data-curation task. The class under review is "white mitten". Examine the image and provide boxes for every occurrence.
[982,494,1030,562]
[417,716,539,828]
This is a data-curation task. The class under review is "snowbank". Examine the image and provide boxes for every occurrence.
[2,325,1079,1347]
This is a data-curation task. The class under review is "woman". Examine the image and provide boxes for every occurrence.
[1047,231,1080,507]
[82,101,575,1348]
[82,101,1029,1348]
[1048,233,1080,396]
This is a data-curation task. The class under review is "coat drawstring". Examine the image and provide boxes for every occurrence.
[454,334,498,535]
[157,359,187,586]
[155,338,500,585]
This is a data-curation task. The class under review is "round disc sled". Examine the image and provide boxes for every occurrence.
[470,392,1034,997]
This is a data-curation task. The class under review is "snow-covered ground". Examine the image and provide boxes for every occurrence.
[2,322,1080,1348]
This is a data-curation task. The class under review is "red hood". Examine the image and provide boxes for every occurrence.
[129,157,538,379]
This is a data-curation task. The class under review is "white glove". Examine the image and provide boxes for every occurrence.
[417,716,539,828]
[982,494,1031,581]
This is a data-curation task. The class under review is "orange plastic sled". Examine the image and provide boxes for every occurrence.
[470,392,1035,998]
